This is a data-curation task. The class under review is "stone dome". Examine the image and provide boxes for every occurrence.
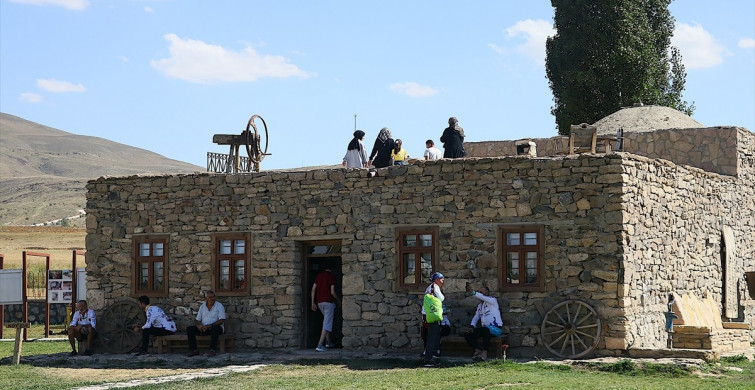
[593,105,704,136]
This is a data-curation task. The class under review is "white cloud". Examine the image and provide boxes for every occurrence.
[672,23,729,69]
[739,38,755,49]
[487,43,504,55]
[36,79,86,93]
[19,93,43,103]
[150,33,310,84]
[504,19,555,65]
[144,6,153,13]
[389,82,438,98]
[8,0,88,10]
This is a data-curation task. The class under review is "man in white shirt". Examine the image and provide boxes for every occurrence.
[67,300,96,356]
[132,295,177,355]
[424,140,442,161]
[187,291,226,357]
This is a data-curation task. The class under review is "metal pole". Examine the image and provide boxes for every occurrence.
[0,254,4,339]
[354,114,357,132]
[45,255,50,339]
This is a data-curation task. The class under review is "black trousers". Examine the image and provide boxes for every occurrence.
[464,326,492,350]
[421,324,450,352]
[141,327,174,352]
[424,322,441,363]
[187,325,224,350]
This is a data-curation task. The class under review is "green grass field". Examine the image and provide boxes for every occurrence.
[119,358,755,390]
[1,340,753,390]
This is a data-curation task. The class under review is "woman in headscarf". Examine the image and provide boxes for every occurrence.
[440,117,466,158]
[342,130,367,168]
[368,127,396,168]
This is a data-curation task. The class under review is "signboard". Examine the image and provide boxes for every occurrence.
[0,269,24,304]
[48,269,73,304]
[77,268,87,301]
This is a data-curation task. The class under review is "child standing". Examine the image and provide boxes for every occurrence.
[424,139,442,161]
[391,139,409,165]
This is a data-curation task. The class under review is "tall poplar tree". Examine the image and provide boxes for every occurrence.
[545,0,694,135]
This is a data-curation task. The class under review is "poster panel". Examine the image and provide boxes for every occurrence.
[0,269,23,304]
[76,268,87,302]
[48,269,73,304]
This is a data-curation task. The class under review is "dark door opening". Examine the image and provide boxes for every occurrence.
[303,242,342,349]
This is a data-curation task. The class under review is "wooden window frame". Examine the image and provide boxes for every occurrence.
[132,235,169,297]
[212,232,251,296]
[499,225,546,292]
[395,226,440,293]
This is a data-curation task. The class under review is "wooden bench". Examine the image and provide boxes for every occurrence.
[156,318,239,354]
[440,335,508,359]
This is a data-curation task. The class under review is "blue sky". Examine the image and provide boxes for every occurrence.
[1,0,753,170]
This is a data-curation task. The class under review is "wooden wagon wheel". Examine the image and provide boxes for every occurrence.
[97,298,145,354]
[540,300,601,359]
[244,114,269,172]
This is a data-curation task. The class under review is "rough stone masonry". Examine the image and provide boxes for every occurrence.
[84,127,754,358]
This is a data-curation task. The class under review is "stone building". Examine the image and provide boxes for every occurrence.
[84,107,754,358]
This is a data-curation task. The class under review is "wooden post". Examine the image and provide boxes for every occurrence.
[7,322,31,365]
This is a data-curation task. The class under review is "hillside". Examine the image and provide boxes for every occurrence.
[0,113,203,226]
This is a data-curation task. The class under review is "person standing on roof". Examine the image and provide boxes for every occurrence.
[343,130,368,168]
[368,127,396,168]
[440,117,466,158]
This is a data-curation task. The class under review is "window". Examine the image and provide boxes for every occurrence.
[499,225,545,291]
[132,235,169,296]
[213,233,250,296]
[396,226,439,291]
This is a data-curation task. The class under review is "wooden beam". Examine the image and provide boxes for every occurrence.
[212,134,245,145]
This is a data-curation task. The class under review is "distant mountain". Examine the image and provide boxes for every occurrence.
[0,113,203,226]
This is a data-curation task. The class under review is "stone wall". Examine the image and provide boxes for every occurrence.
[85,134,754,356]
[3,301,69,325]
[466,127,743,177]
[620,128,755,350]
[622,127,739,176]
[465,137,570,158]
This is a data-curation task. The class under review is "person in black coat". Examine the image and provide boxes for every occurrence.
[368,127,396,168]
[440,117,466,158]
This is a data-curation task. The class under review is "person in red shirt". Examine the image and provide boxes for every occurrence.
[310,266,340,351]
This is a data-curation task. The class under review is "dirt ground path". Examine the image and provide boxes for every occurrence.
[71,364,268,390]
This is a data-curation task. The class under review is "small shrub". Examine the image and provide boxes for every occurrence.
[641,362,690,377]
[721,354,748,363]
[598,359,637,374]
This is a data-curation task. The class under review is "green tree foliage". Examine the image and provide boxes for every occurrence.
[545,0,695,135]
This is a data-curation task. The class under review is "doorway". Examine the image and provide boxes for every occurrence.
[302,242,342,349]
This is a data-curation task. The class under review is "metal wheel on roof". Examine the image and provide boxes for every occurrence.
[97,298,145,354]
[540,300,601,359]
[243,114,269,172]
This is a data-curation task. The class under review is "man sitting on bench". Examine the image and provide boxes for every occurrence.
[132,295,176,355]
[187,291,226,357]
[464,286,502,362]
[67,300,96,356]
